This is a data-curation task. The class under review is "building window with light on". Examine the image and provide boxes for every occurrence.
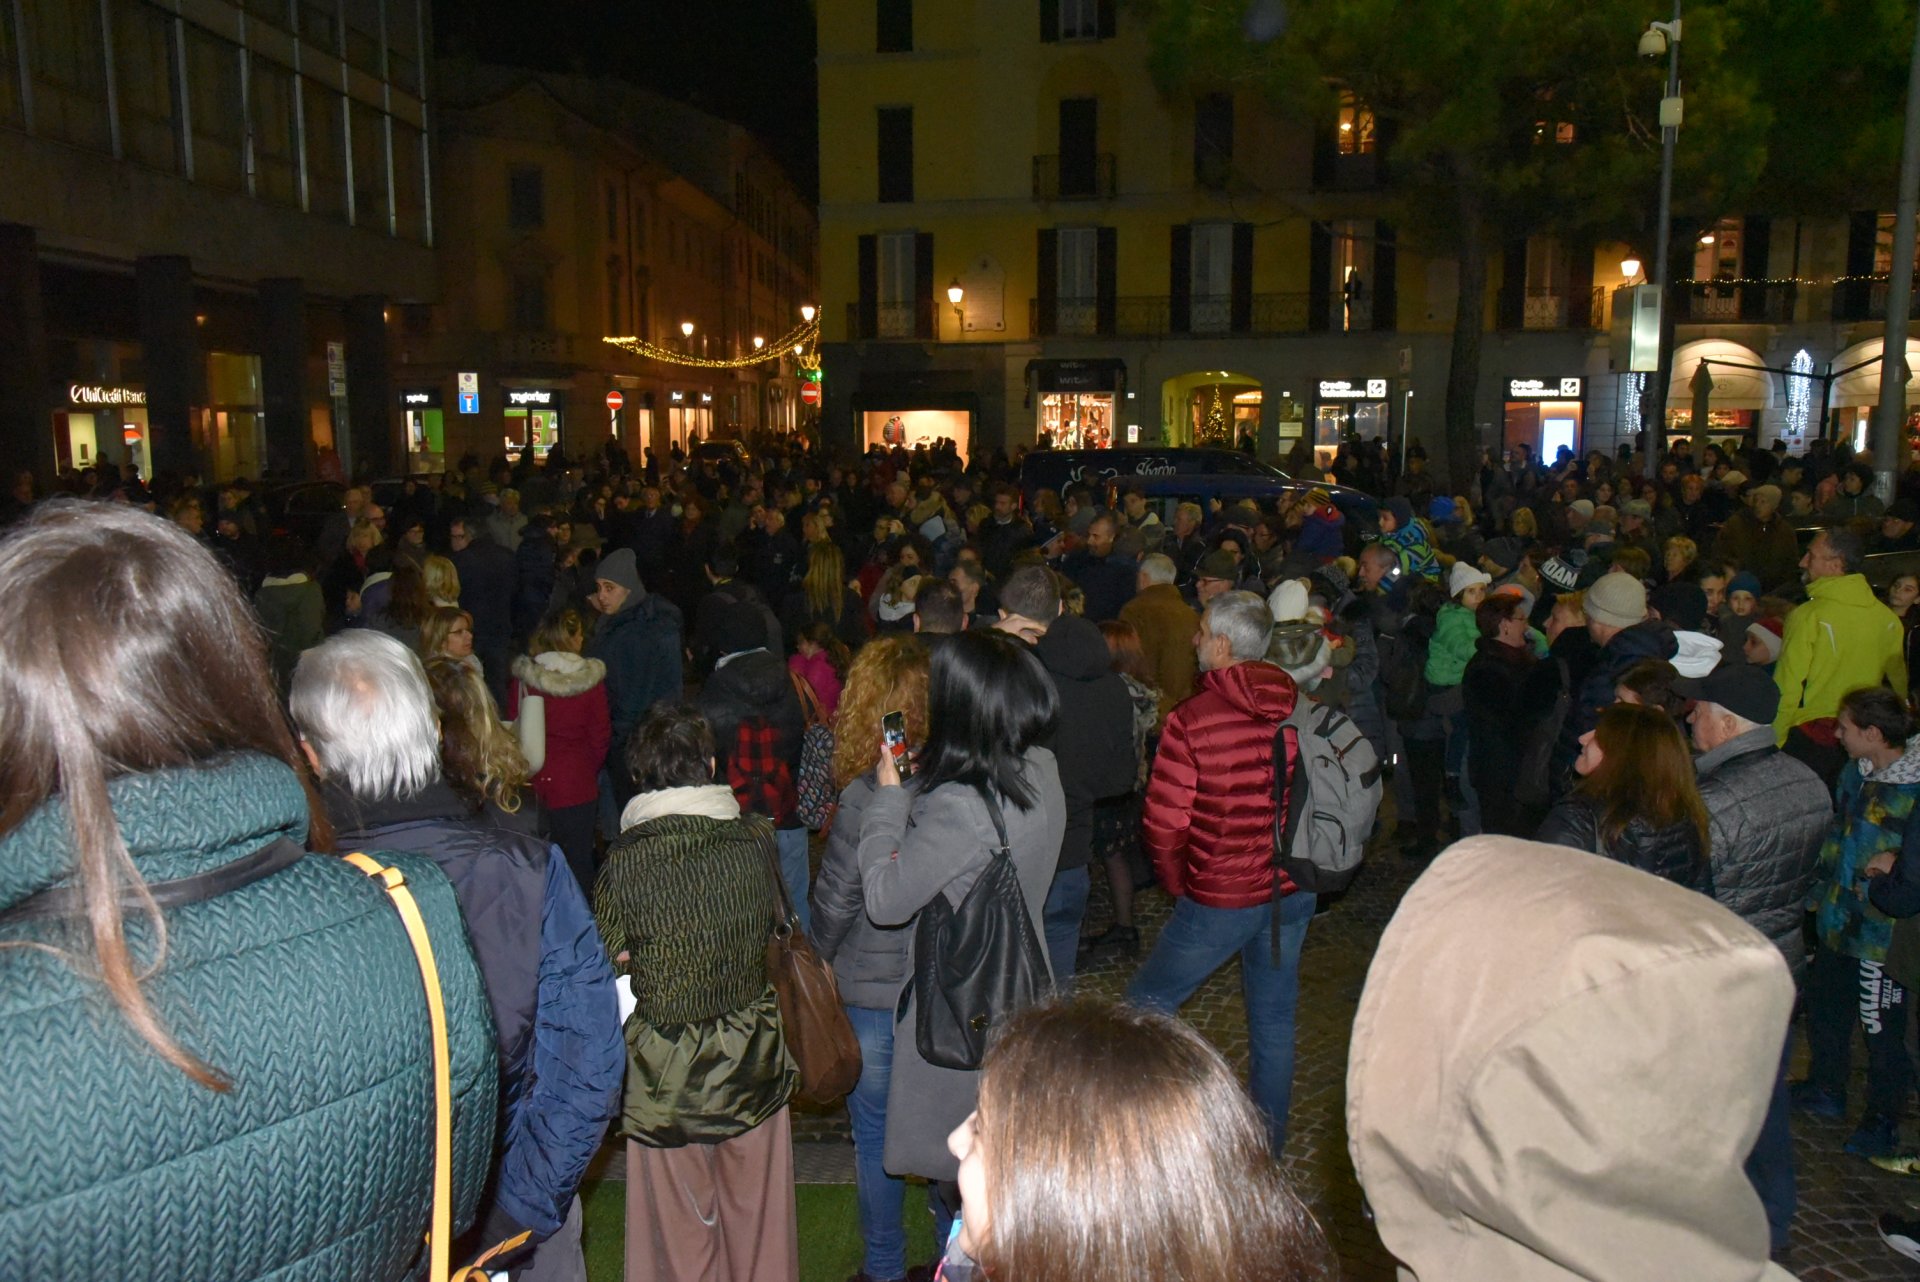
[1336,91,1374,156]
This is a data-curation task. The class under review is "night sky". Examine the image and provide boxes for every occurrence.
[435,0,820,200]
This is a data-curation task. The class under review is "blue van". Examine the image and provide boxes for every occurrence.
[1017,447,1379,534]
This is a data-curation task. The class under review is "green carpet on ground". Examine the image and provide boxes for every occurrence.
[580,1179,940,1281]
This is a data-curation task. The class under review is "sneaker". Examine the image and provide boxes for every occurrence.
[1787,1080,1846,1119]
[1845,1113,1901,1158]
[1880,1211,1920,1263]
[1871,1153,1920,1176]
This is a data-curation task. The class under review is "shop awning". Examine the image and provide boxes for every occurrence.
[1668,340,1774,410]
[1830,338,1920,408]
[1025,358,1127,393]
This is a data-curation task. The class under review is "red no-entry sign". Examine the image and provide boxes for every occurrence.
[606,390,624,411]
[800,382,820,406]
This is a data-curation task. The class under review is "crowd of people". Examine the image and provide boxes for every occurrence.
[6,425,1920,1280]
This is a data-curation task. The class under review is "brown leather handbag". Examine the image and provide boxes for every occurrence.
[759,833,863,1105]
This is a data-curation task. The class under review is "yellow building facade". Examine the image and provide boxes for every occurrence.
[816,0,1907,468]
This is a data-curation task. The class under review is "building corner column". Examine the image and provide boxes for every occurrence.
[0,224,53,482]
[136,254,204,479]
[344,294,395,480]
[259,278,310,480]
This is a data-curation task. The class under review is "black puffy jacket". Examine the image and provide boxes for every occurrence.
[1034,614,1138,871]
[1536,794,1713,895]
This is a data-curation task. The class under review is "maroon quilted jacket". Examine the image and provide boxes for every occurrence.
[1144,660,1302,908]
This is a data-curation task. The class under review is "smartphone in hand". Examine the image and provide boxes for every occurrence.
[882,710,914,780]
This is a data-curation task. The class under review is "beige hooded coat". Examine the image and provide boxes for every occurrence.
[1348,837,1798,1282]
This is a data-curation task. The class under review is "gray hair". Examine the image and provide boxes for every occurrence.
[289,631,441,800]
[1204,590,1274,662]
[1138,553,1177,586]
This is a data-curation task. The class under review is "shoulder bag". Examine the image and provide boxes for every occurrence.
[901,790,1050,1072]
[757,832,862,1105]
[343,852,530,1282]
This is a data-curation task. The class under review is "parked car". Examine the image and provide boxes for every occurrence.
[260,480,345,543]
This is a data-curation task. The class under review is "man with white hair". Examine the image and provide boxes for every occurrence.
[1119,551,1199,720]
[1125,590,1314,1155]
[290,631,623,1279]
[1674,662,1831,1255]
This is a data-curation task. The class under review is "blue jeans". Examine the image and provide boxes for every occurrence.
[1125,892,1316,1155]
[846,1005,907,1281]
[776,826,811,935]
[1745,1031,1796,1253]
[1043,865,1092,988]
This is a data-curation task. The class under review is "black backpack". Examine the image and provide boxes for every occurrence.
[898,790,1050,1071]
[1381,612,1434,722]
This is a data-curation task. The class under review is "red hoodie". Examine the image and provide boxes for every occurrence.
[1144,660,1301,908]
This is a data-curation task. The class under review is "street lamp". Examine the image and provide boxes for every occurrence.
[1620,257,1644,282]
[800,304,816,323]
[1640,6,1683,460]
[947,279,965,332]
[753,335,765,350]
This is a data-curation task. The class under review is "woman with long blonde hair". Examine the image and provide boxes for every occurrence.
[810,636,932,1282]
[782,536,865,650]
[420,605,481,673]
[422,553,461,607]
[425,656,543,839]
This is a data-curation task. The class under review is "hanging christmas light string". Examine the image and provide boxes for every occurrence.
[604,319,820,369]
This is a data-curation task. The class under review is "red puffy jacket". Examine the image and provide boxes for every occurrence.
[508,652,612,810]
[1144,660,1301,908]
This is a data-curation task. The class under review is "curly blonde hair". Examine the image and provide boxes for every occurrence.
[424,657,528,813]
[832,635,931,790]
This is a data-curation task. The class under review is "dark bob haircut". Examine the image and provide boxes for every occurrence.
[918,630,1059,809]
[626,704,717,794]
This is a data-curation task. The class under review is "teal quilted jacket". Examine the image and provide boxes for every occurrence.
[0,754,499,1280]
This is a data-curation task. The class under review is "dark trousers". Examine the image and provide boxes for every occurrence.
[1404,732,1446,843]
[1783,725,1848,796]
[1805,947,1914,1120]
[1744,1032,1796,1252]
[548,800,599,897]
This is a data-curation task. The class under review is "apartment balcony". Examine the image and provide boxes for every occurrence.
[1313,150,1382,192]
[1032,152,1117,201]
[843,300,934,341]
[491,331,583,367]
[1520,286,1607,330]
[1674,279,1797,324]
[1831,276,1920,323]
[1029,293,1311,338]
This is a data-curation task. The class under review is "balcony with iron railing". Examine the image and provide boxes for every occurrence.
[1520,286,1607,330]
[1028,293,1312,338]
[1831,276,1920,323]
[1032,153,1117,201]
[844,300,934,341]
[1674,278,1797,324]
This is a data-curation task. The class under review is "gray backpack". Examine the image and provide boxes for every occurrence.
[1270,698,1382,900]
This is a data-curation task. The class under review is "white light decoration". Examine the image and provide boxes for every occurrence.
[1621,371,1645,433]
[1786,349,1814,439]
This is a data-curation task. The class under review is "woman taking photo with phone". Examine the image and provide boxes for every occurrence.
[857,630,1066,1246]
[810,636,933,1282]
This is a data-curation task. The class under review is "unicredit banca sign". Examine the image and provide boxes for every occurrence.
[70,384,146,406]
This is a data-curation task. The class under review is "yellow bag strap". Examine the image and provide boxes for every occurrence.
[344,853,533,1281]
[344,852,455,1281]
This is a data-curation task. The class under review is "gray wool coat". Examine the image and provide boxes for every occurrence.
[811,772,913,1010]
[1697,726,1834,980]
[857,746,1065,1181]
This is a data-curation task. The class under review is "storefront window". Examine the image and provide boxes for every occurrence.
[505,408,562,462]
[1665,406,1754,449]
[1039,392,1113,448]
[861,409,970,460]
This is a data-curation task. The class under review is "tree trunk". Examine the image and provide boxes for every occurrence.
[1444,203,1489,492]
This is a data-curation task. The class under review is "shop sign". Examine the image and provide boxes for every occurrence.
[399,388,441,409]
[507,389,555,406]
[670,391,686,403]
[69,383,146,406]
[1508,377,1584,400]
[699,392,713,404]
[1318,378,1388,400]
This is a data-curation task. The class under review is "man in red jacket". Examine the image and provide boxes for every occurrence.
[1124,589,1310,1154]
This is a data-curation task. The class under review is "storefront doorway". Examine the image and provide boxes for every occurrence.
[400,388,445,473]
[1503,377,1585,464]
[57,382,150,477]
[1313,377,1391,470]
[1161,370,1261,448]
[1030,359,1126,448]
[505,388,564,462]
[862,409,971,459]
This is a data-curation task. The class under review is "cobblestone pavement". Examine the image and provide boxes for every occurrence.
[789,823,1912,1279]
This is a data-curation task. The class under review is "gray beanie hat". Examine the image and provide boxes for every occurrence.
[1585,570,1648,630]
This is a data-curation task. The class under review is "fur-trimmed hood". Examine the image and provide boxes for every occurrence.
[511,650,608,697]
